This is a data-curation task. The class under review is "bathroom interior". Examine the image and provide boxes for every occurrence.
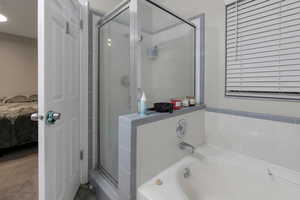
[86,0,300,200]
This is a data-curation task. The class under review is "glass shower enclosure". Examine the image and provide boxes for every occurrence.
[97,0,196,185]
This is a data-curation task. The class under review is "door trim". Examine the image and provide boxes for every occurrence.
[79,0,89,184]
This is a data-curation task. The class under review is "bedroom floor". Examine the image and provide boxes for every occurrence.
[0,146,96,200]
[0,149,38,200]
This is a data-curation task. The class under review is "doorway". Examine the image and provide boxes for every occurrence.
[0,0,38,199]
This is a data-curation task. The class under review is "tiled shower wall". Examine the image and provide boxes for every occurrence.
[136,110,205,187]
[205,111,300,172]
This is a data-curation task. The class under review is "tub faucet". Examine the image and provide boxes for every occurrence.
[179,142,195,154]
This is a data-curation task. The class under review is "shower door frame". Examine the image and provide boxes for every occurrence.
[96,0,198,187]
[97,0,132,186]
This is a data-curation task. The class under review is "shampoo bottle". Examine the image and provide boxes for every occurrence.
[140,92,147,116]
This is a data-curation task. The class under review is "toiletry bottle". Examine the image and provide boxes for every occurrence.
[140,92,147,116]
[137,88,142,114]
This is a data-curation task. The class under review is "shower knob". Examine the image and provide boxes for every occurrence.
[176,119,187,139]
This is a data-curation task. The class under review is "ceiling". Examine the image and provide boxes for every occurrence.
[89,0,203,19]
[0,0,37,38]
[90,0,204,34]
[0,0,202,39]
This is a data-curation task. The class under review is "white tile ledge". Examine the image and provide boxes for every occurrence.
[206,107,300,124]
[119,104,206,126]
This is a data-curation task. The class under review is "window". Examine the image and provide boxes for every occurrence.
[225,0,300,100]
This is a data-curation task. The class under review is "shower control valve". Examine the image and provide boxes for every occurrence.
[176,119,187,139]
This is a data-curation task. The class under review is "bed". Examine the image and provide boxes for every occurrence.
[0,95,38,149]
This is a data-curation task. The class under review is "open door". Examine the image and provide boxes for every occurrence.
[37,0,82,199]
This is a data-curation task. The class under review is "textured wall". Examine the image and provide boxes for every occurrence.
[0,33,37,97]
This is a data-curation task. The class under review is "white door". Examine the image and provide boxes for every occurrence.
[38,0,81,199]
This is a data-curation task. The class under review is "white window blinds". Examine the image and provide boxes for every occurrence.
[225,0,300,100]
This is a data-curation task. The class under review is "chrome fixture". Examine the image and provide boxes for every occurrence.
[183,168,191,178]
[267,168,273,176]
[46,111,61,124]
[31,113,43,121]
[179,141,195,154]
[176,119,187,139]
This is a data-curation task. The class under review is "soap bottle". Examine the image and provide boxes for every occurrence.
[137,89,142,114]
[139,92,147,116]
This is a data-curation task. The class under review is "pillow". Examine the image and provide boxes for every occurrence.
[28,94,38,102]
[3,95,30,103]
[0,97,6,103]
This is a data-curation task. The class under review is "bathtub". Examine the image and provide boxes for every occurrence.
[138,145,300,200]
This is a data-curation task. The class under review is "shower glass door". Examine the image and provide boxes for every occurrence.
[137,0,196,106]
[98,0,196,186]
[98,7,131,183]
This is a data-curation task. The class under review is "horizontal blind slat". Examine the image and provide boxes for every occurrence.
[227,14,300,38]
[227,33,300,49]
[227,47,300,61]
[228,70,300,76]
[227,38,300,54]
[228,68,300,74]
[227,6,300,32]
[227,59,300,69]
[227,0,300,20]
[227,0,300,24]
[228,72,300,78]
[227,28,300,48]
[227,0,282,17]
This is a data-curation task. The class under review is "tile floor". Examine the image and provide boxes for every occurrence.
[74,185,96,200]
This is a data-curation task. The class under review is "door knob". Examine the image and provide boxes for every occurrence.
[31,113,39,121]
[46,111,61,124]
[31,113,44,121]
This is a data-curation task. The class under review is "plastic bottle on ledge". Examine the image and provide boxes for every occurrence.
[139,92,147,116]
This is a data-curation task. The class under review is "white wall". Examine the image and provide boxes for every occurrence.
[0,33,37,97]
[136,110,205,187]
[194,0,300,117]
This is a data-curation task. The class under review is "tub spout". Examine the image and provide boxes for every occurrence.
[179,142,195,154]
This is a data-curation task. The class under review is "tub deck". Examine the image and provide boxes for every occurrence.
[138,145,300,200]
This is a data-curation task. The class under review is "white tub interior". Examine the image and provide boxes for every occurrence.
[138,145,300,200]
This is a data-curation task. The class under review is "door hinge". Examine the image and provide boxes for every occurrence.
[80,19,84,30]
[80,150,84,160]
[66,22,70,34]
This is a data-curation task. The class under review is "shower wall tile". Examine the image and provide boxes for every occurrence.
[118,106,205,200]
[136,110,205,187]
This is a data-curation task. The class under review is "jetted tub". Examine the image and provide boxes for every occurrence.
[138,145,300,200]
